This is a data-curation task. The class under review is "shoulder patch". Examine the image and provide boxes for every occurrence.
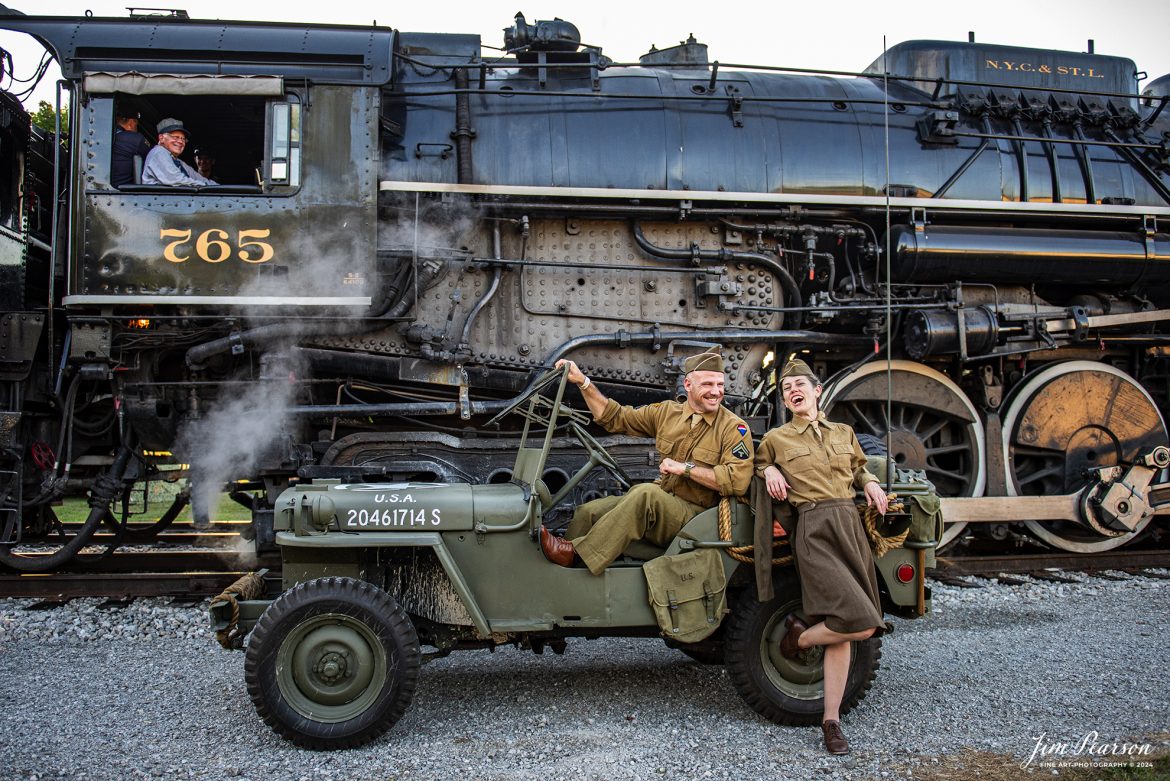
[736,424,748,437]
[731,441,750,460]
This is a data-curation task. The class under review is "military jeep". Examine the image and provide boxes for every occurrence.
[211,366,938,749]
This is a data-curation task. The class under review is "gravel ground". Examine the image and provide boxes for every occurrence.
[0,571,1167,781]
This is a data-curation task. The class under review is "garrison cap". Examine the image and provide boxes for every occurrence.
[156,118,190,137]
[682,351,724,374]
[780,358,818,383]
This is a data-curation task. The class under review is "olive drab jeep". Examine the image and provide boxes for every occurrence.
[210,366,939,749]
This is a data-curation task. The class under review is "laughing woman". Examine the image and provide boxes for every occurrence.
[754,358,889,756]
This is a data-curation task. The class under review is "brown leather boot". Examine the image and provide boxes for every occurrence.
[779,613,809,660]
[540,526,575,567]
[822,720,850,755]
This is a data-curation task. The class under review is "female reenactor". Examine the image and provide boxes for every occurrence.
[754,359,889,755]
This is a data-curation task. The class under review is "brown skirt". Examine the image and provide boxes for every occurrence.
[792,498,884,634]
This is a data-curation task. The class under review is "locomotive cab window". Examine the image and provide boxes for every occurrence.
[86,74,296,195]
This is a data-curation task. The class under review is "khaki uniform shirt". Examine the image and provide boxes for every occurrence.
[753,413,878,507]
[597,398,754,507]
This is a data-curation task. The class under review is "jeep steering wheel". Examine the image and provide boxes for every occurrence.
[570,422,631,490]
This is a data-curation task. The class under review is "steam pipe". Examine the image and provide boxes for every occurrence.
[286,400,508,417]
[1072,122,1097,204]
[368,259,413,317]
[186,321,362,369]
[1011,118,1030,202]
[452,67,475,184]
[541,328,872,367]
[1040,120,1062,203]
[460,225,504,346]
[631,221,804,328]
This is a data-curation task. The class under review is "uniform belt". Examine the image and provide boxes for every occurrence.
[795,497,854,515]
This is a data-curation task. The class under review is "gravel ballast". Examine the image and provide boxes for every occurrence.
[1,571,1166,781]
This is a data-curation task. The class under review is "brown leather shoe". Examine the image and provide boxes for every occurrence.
[822,720,850,755]
[779,613,808,660]
[540,526,575,567]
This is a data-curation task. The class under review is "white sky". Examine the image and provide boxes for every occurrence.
[2,0,1168,110]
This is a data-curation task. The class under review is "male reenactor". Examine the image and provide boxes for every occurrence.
[542,352,754,574]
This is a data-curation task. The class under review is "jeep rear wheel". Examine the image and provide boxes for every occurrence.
[724,574,880,726]
[244,577,421,749]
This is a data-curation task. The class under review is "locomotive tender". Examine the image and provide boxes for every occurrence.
[0,5,1169,570]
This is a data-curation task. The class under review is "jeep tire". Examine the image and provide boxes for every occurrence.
[724,572,880,725]
[244,576,421,749]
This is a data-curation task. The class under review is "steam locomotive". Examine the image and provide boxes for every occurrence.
[1,5,1167,571]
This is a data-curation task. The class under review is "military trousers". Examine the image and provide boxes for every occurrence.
[568,483,706,575]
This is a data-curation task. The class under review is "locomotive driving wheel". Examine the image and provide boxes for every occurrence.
[822,361,986,547]
[1002,361,1168,553]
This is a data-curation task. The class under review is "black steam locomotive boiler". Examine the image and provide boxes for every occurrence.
[0,5,1168,571]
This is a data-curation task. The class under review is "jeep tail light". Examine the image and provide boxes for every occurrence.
[895,563,916,583]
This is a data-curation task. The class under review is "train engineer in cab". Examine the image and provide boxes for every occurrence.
[755,358,889,756]
[543,352,754,573]
[142,118,217,187]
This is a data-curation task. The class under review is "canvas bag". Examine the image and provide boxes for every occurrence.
[643,548,728,642]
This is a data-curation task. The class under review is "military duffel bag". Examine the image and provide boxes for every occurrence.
[643,548,728,643]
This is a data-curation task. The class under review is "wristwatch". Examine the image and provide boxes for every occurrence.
[683,461,695,476]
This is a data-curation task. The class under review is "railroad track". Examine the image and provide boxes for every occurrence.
[937,548,1170,577]
[0,549,281,599]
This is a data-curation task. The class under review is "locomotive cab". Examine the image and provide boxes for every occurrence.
[39,17,395,311]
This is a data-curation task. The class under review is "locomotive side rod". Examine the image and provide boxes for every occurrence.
[940,493,1170,522]
[940,448,1170,530]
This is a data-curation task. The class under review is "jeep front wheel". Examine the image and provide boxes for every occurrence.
[244,576,421,749]
[724,573,881,726]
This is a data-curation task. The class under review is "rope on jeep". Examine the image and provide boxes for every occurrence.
[860,495,908,558]
[211,570,268,649]
[717,496,792,565]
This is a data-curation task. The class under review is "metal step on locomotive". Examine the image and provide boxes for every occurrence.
[0,7,1167,572]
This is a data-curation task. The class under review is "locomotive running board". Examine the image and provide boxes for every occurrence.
[378,180,1170,218]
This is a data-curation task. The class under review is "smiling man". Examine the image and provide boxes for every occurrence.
[543,352,754,575]
[141,118,217,187]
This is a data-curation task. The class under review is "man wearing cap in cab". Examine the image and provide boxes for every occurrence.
[142,118,217,187]
[110,106,150,188]
[543,352,754,575]
[755,357,889,756]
